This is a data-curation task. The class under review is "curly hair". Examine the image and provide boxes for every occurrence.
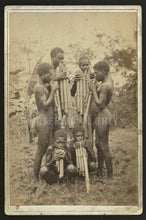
[54,129,67,139]
[50,47,64,59]
[72,124,84,137]
[94,61,110,74]
[79,56,90,64]
[36,63,52,76]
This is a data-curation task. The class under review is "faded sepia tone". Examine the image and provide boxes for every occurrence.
[5,6,142,215]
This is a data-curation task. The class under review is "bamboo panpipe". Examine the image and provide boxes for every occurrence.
[80,79,83,115]
[60,80,65,111]
[54,90,62,122]
[75,142,90,193]
[59,159,64,179]
[75,148,80,171]
[77,81,80,113]
[83,147,90,194]
[76,70,90,116]
[56,160,60,173]
[56,159,64,179]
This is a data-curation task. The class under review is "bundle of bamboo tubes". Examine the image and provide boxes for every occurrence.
[54,89,62,123]
[75,142,90,194]
[76,71,90,116]
[58,62,74,130]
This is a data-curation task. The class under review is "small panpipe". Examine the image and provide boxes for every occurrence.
[56,159,64,179]
[75,142,90,194]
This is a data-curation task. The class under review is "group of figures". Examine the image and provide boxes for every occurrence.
[32,47,114,193]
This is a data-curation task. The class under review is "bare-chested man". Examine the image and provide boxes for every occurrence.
[71,56,93,96]
[34,63,59,180]
[88,61,113,178]
[50,47,67,81]
[34,48,68,181]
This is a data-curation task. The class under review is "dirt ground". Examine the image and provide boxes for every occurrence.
[9,121,138,206]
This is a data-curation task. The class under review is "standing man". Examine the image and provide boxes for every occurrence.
[50,47,67,81]
[34,63,59,181]
[89,61,113,178]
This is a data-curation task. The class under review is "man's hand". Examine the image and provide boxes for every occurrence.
[51,81,59,92]
[88,82,96,92]
[74,73,82,82]
[54,149,65,160]
[90,72,95,79]
[73,142,80,149]
[56,72,67,81]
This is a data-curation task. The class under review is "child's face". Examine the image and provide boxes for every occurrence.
[79,59,90,73]
[41,68,53,84]
[94,68,105,82]
[75,131,84,142]
[55,137,66,150]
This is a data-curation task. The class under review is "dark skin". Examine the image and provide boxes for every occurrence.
[88,68,113,178]
[45,137,66,168]
[74,131,96,163]
[45,137,76,173]
[71,58,93,97]
[51,52,67,81]
[34,70,59,180]
[69,131,96,173]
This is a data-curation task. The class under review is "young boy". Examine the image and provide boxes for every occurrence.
[88,61,113,178]
[39,129,77,184]
[70,124,96,173]
[70,56,93,140]
[71,56,93,97]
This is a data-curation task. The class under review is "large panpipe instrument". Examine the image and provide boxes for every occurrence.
[54,62,73,129]
[76,70,90,116]
[59,62,72,117]
[75,142,90,194]
[76,71,94,139]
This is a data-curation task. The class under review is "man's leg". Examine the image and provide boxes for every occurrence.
[34,142,48,180]
[40,166,58,185]
[95,118,113,178]
[34,115,52,180]
[65,164,77,177]
[88,161,96,172]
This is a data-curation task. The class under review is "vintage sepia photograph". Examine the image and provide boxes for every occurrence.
[5,5,142,215]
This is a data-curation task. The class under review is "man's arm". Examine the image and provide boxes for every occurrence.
[70,72,82,96]
[89,83,109,108]
[70,81,77,97]
[34,82,58,109]
[45,146,56,167]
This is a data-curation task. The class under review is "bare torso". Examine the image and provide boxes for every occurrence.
[34,84,54,117]
[90,81,113,115]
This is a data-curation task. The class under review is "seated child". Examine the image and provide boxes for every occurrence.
[70,124,96,173]
[39,129,77,184]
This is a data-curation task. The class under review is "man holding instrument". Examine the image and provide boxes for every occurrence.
[50,47,67,81]
[40,129,77,184]
[34,63,59,181]
[70,56,94,140]
[88,61,113,178]
[71,56,93,97]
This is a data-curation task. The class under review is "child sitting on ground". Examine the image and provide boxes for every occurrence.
[69,124,96,174]
[39,129,77,184]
